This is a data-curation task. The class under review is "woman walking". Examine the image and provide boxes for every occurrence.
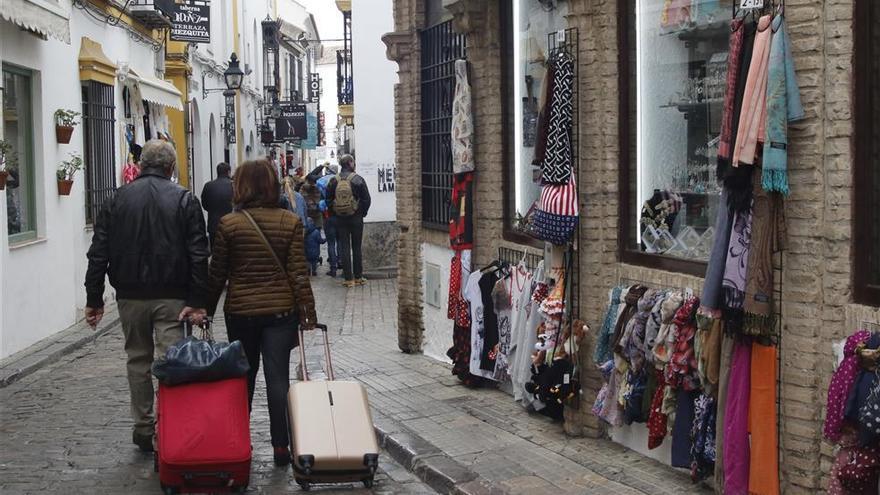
[207,159,317,467]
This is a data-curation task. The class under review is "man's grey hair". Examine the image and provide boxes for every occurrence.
[328,164,339,174]
[140,140,176,171]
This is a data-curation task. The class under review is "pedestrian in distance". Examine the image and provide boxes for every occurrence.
[84,139,210,453]
[200,162,234,248]
[206,159,317,467]
[326,154,371,288]
[317,164,339,278]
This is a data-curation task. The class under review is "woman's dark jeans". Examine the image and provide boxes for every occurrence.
[225,312,299,448]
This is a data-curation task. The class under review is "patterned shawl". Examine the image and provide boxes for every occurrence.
[594,286,626,365]
[716,19,746,181]
[722,209,753,335]
[540,51,574,185]
[743,176,785,337]
[824,330,872,443]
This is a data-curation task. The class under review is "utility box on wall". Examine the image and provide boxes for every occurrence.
[424,262,442,308]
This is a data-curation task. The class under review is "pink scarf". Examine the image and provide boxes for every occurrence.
[823,330,872,443]
[732,15,773,166]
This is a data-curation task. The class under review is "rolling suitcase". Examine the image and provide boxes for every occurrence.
[156,323,251,494]
[288,323,379,491]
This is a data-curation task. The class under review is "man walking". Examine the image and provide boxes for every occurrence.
[326,155,371,287]
[84,140,210,452]
[200,162,233,248]
[317,164,339,277]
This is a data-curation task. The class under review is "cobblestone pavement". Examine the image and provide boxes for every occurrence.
[1,274,710,495]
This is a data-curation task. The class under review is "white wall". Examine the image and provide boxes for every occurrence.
[0,9,160,357]
[351,0,397,223]
[317,60,339,164]
[422,243,454,364]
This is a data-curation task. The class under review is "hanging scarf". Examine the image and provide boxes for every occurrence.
[762,15,805,195]
[622,289,664,373]
[732,15,773,167]
[743,176,784,336]
[700,188,734,312]
[824,330,873,443]
[690,393,717,482]
[724,19,758,213]
[647,369,669,449]
[666,296,701,391]
[451,59,475,174]
[612,285,648,355]
[652,291,685,366]
[594,286,626,365]
[722,209,753,335]
[532,62,556,166]
[540,51,574,185]
[643,291,668,367]
[716,19,746,181]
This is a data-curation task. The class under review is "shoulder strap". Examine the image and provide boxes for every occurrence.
[241,210,287,278]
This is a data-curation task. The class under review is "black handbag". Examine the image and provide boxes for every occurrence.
[152,322,250,386]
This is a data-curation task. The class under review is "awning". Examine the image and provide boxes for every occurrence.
[138,76,184,111]
[1,0,71,44]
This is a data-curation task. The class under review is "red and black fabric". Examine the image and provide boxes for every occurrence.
[447,325,484,387]
[447,252,471,328]
[532,176,578,245]
[449,172,474,250]
[647,370,669,450]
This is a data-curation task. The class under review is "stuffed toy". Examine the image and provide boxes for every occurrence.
[523,320,590,420]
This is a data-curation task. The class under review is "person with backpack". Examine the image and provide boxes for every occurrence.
[326,155,371,288]
[317,164,339,278]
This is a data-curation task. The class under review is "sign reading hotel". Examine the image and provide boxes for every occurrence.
[171,0,211,43]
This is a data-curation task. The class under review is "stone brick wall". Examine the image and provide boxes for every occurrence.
[387,0,860,491]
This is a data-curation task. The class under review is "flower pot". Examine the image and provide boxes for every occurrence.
[56,125,74,144]
[57,179,74,196]
[0,170,7,190]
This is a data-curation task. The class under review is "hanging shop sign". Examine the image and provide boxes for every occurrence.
[309,73,321,103]
[739,0,764,8]
[224,94,236,144]
[170,0,211,43]
[274,104,307,141]
[318,111,326,146]
[301,104,319,150]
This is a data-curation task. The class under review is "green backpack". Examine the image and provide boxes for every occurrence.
[333,174,359,216]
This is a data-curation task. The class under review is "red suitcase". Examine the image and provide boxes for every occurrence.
[157,377,251,494]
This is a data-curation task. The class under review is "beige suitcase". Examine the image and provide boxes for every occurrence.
[288,324,379,491]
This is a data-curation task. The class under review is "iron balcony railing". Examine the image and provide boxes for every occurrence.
[336,49,353,106]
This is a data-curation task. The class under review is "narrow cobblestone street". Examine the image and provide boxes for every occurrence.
[1,275,709,494]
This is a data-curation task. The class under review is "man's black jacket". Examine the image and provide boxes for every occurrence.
[326,169,372,217]
[200,176,233,237]
[85,169,210,308]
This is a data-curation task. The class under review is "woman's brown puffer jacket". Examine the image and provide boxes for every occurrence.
[207,207,316,322]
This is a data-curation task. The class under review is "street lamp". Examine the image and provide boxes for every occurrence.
[202,53,245,99]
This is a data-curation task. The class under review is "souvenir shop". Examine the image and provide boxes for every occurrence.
[443,1,587,422]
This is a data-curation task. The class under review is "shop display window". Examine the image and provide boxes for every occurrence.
[505,0,569,238]
[2,65,36,243]
[621,0,733,270]
[854,0,880,305]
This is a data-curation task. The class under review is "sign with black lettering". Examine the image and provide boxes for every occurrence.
[274,104,307,140]
[378,164,396,193]
[171,0,211,43]
[309,73,321,103]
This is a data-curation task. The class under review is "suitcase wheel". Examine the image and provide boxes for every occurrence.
[363,477,374,489]
[160,483,178,495]
[296,479,311,491]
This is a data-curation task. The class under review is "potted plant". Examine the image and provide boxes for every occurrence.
[57,152,83,196]
[54,109,81,144]
[0,139,16,190]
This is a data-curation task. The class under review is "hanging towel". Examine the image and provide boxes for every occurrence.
[748,343,779,495]
[451,59,475,174]
[717,19,746,181]
[723,341,752,494]
[540,51,574,185]
[733,15,773,167]
[762,15,805,195]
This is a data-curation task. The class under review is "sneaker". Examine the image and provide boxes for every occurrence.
[342,280,356,288]
[273,446,291,467]
[355,277,367,286]
[133,431,155,453]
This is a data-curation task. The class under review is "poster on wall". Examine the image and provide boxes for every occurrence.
[275,104,307,141]
[378,164,396,193]
[170,0,211,43]
[301,104,318,149]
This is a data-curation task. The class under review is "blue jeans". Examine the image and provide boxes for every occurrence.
[225,312,298,447]
[325,216,339,271]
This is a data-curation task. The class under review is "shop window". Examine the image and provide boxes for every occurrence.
[82,81,117,224]
[2,65,37,243]
[503,0,570,240]
[854,0,880,305]
[419,20,465,228]
[620,0,730,274]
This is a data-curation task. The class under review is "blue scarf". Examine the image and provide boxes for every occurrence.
[762,15,804,195]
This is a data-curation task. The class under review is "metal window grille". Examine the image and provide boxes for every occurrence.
[420,20,465,228]
[82,81,117,224]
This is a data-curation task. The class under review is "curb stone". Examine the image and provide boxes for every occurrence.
[0,306,120,388]
[373,415,509,495]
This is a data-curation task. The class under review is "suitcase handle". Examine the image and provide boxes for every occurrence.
[182,319,212,340]
[297,323,335,382]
